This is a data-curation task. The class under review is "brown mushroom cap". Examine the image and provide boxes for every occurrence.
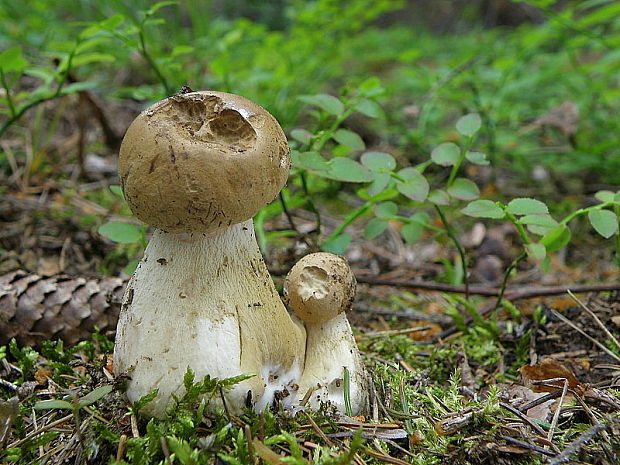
[118,91,290,233]
[284,252,356,324]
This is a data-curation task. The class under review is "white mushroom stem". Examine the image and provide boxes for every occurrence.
[114,219,306,417]
[284,253,368,415]
[297,313,368,415]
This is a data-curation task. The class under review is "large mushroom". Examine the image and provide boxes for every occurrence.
[284,253,369,415]
[114,91,306,417]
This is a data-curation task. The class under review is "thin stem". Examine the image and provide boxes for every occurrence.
[434,205,469,299]
[326,203,372,242]
[560,201,615,225]
[278,191,298,233]
[493,251,527,312]
[0,68,16,117]
[300,172,321,235]
[446,135,474,188]
[138,26,172,95]
[505,211,530,245]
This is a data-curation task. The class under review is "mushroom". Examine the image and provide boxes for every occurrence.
[114,90,306,417]
[284,253,368,415]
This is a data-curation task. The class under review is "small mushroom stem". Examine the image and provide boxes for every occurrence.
[284,253,368,415]
[115,219,306,417]
[298,313,368,414]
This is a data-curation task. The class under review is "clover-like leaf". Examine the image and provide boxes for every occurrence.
[396,168,429,202]
[356,98,382,118]
[290,129,314,144]
[375,201,398,218]
[525,243,546,262]
[428,189,450,206]
[506,198,549,215]
[98,222,142,243]
[298,94,344,116]
[465,151,489,166]
[364,218,388,239]
[361,152,396,172]
[431,142,460,166]
[326,158,374,182]
[322,234,352,254]
[541,225,572,252]
[291,151,330,174]
[332,129,365,150]
[588,209,618,238]
[447,178,480,201]
[456,113,482,136]
[594,190,615,203]
[461,200,505,219]
[519,214,559,236]
[367,172,391,196]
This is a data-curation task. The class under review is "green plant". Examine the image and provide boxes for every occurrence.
[290,91,620,299]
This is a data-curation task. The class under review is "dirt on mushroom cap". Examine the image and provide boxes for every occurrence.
[118,91,290,234]
[284,252,356,324]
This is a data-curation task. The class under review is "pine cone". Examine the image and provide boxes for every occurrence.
[0,271,124,346]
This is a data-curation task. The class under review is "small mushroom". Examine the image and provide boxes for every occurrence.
[114,91,306,417]
[284,253,368,415]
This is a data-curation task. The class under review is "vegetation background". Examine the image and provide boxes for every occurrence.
[1,0,619,464]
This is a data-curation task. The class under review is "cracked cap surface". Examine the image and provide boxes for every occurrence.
[118,91,290,233]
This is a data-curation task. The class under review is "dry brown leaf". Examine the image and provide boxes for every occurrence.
[519,359,585,395]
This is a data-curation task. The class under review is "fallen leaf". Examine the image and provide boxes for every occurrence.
[520,359,585,395]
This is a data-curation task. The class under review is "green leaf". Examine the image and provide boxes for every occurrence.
[541,225,572,253]
[146,1,178,16]
[34,399,75,410]
[291,151,329,173]
[375,201,398,218]
[298,94,344,116]
[72,53,115,67]
[456,113,482,136]
[461,200,505,219]
[325,158,373,182]
[358,77,384,96]
[171,45,195,57]
[506,198,549,215]
[290,129,314,145]
[525,243,546,262]
[110,185,124,198]
[367,172,391,196]
[79,385,113,407]
[447,178,480,201]
[465,151,489,166]
[588,209,618,238]
[356,98,382,118]
[401,212,429,244]
[361,151,396,171]
[364,218,388,239]
[332,129,365,150]
[133,389,159,413]
[98,222,142,243]
[519,214,559,236]
[428,189,450,206]
[431,142,460,166]
[322,234,351,254]
[0,47,28,73]
[594,190,616,203]
[396,168,429,202]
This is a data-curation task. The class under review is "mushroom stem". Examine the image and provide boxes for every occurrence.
[283,252,368,415]
[298,313,368,414]
[115,219,306,417]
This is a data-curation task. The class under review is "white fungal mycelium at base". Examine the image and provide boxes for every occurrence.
[114,219,306,417]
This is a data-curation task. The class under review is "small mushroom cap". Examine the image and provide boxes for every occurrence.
[118,91,290,233]
[284,252,356,324]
